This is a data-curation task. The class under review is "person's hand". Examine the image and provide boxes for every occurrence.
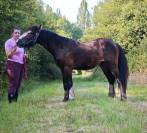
[7,69,14,79]
[6,45,17,58]
[24,54,28,59]
[11,45,17,55]
[12,45,17,51]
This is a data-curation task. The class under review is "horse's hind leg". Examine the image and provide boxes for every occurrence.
[116,74,127,100]
[117,79,127,100]
[100,62,116,97]
[111,67,127,100]
[61,66,75,102]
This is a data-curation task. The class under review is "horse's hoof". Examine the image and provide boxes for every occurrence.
[69,94,75,100]
[69,97,75,101]
[63,97,69,102]
[69,87,75,100]
[14,98,18,102]
[121,95,127,101]
[108,93,115,98]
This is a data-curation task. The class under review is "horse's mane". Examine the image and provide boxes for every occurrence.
[41,29,78,45]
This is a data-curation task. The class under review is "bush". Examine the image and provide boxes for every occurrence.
[0,46,7,98]
[27,45,62,80]
[128,37,147,73]
[83,67,107,81]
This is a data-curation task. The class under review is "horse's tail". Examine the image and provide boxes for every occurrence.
[116,44,129,91]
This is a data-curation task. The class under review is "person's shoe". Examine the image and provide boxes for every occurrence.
[8,93,15,103]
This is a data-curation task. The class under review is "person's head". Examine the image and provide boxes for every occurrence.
[11,27,21,40]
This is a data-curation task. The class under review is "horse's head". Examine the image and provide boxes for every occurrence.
[17,25,42,48]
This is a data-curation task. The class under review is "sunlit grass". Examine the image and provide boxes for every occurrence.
[0,78,147,133]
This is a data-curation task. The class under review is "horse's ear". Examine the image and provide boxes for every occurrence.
[38,25,42,32]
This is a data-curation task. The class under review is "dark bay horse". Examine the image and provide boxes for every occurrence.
[17,25,128,101]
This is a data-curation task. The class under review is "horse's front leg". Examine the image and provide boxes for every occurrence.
[62,66,75,102]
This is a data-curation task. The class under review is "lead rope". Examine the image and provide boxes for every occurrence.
[23,48,28,79]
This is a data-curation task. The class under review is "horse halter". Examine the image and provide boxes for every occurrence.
[17,31,40,48]
[32,32,40,45]
[26,31,40,46]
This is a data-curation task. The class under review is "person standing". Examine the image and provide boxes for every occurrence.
[5,27,27,103]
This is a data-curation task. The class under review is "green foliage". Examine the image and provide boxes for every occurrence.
[56,16,83,40]
[86,0,147,49]
[128,37,147,73]
[81,68,107,82]
[82,0,147,73]
[87,68,107,81]
[27,45,62,79]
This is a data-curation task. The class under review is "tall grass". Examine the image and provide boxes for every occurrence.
[0,78,146,133]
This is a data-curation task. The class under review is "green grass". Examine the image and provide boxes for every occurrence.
[0,78,147,133]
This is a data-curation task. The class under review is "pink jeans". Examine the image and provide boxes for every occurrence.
[6,60,24,101]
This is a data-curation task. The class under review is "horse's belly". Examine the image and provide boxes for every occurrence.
[74,61,98,70]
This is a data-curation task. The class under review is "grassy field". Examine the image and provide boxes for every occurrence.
[0,77,147,133]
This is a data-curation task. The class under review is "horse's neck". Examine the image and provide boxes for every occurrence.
[37,30,78,57]
[37,30,58,57]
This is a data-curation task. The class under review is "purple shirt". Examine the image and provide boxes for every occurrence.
[5,38,24,64]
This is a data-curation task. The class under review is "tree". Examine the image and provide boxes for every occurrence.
[77,0,92,31]
[82,0,147,73]
[56,8,62,17]
[92,0,147,51]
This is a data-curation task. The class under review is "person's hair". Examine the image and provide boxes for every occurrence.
[11,27,21,34]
